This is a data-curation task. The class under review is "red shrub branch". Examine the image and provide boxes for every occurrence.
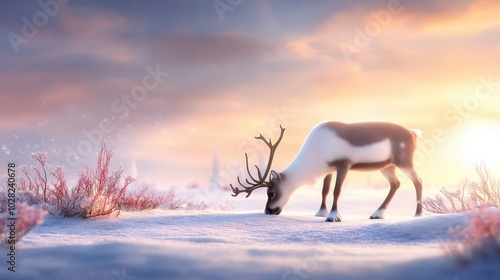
[2,141,226,221]
[122,185,182,211]
[423,161,500,214]
[0,203,47,245]
[77,142,135,218]
[446,205,500,265]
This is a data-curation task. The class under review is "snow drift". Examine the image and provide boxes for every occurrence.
[1,209,499,280]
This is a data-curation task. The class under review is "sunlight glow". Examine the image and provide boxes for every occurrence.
[460,122,500,169]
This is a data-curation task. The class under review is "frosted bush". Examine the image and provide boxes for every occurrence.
[5,141,230,219]
[423,161,499,214]
[0,203,47,245]
[15,142,134,219]
[447,205,500,265]
[122,185,182,211]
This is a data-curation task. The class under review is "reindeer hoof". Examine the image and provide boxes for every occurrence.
[315,208,328,217]
[369,209,385,219]
[326,211,342,222]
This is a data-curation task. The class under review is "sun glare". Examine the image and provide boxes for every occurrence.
[460,122,500,169]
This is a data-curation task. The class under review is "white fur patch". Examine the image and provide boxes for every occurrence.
[291,127,391,166]
[370,209,385,219]
[326,210,342,222]
[400,142,406,148]
[344,138,391,163]
[315,208,328,217]
[323,129,392,165]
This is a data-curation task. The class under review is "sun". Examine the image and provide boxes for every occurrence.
[459,121,500,169]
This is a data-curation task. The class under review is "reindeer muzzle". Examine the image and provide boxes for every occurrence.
[265,207,281,215]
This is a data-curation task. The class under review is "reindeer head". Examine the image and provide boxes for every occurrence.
[231,126,289,215]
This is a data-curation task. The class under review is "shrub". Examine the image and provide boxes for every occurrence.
[7,142,134,219]
[423,161,500,214]
[0,190,40,213]
[446,204,500,265]
[2,141,231,218]
[75,143,135,218]
[19,152,50,203]
[122,185,182,211]
[121,186,234,211]
[47,166,83,217]
[181,197,234,211]
[0,203,47,245]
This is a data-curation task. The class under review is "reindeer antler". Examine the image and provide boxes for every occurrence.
[231,125,286,198]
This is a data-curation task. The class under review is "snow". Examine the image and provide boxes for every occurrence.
[1,188,499,280]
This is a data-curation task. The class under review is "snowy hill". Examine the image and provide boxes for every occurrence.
[2,209,499,280]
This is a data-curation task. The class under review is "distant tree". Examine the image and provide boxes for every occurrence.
[209,153,233,191]
[209,153,221,189]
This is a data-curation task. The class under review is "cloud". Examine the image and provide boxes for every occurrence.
[135,31,275,65]
[1,1,499,187]
[286,39,323,60]
[285,0,500,62]
[0,2,280,137]
[280,0,500,102]
[394,0,500,35]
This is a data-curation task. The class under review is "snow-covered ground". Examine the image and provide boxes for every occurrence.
[1,187,499,280]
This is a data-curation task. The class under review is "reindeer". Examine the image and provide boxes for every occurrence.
[231,121,423,222]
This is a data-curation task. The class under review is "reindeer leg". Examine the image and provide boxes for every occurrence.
[370,165,400,219]
[315,174,332,217]
[326,162,349,222]
[400,167,423,217]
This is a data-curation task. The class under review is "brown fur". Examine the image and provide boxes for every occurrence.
[324,122,417,168]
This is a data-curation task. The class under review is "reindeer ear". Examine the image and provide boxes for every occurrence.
[270,170,283,183]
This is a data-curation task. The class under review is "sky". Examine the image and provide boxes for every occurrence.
[1,0,499,193]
